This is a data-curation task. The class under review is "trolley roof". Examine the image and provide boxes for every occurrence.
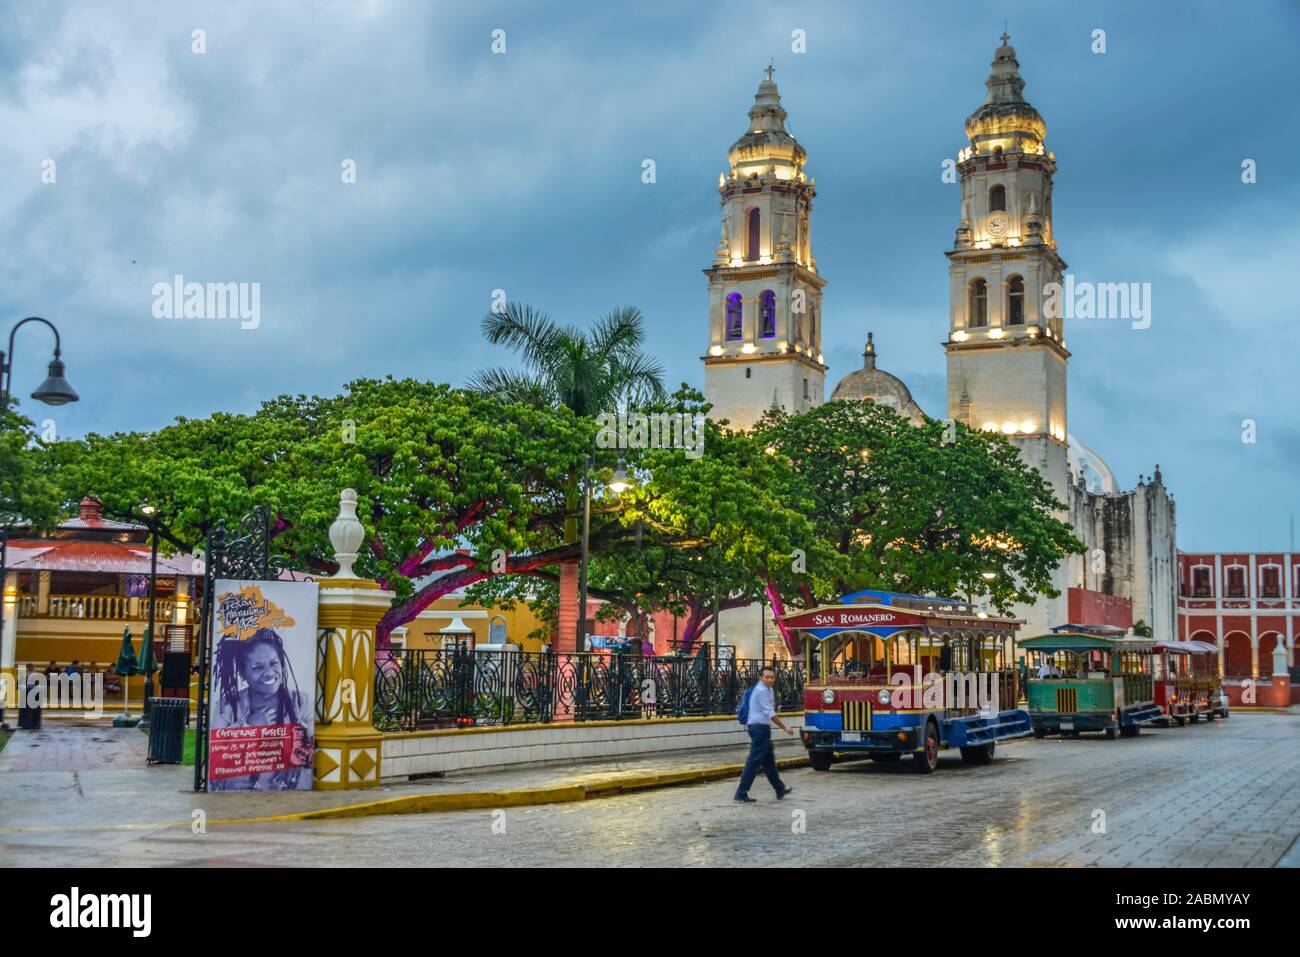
[1018,632,1156,653]
[779,589,1021,642]
[1153,640,1218,655]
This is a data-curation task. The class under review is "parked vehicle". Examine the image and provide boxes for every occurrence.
[1019,626,1163,739]
[787,589,1031,774]
[1152,639,1222,725]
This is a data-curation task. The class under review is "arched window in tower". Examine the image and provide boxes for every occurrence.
[759,290,776,338]
[725,292,743,341]
[746,207,761,261]
[808,303,816,345]
[989,184,1006,212]
[968,279,988,328]
[1007,275,1025,325]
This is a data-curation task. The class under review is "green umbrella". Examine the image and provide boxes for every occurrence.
[114,627,140,721]
[138,626,157,677]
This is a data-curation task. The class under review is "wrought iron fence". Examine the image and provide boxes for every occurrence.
[374,648,804,732]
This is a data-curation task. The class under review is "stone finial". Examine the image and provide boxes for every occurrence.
[329,488,365,578]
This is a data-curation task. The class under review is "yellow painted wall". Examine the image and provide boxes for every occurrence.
[402,596,551,653]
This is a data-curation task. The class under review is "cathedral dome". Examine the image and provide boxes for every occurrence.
[964,34,1046,150]
[829,333,926,424]
[727,66,807,178]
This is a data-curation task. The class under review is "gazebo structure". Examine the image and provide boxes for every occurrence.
[1,497,202,703]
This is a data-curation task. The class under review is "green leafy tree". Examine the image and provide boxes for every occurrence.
[753,400,1083,615]
[53,379,602,644]
[469,302,667,649]
[0,405,64,532]
[468,388,839,654]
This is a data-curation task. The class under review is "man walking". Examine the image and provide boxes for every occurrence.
[735,666,795,803]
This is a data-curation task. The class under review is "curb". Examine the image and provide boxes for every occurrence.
[217,754,813,825]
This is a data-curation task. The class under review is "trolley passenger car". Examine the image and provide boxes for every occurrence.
[1152,639,1226,724]
[1019,626,1163,739]
[786,590,1031,774]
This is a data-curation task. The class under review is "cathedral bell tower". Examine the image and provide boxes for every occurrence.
[703,66,826,431]
[945,35,1070,501]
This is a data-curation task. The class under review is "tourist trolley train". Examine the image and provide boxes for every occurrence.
[1152,639,1229,724]
[1019,626,1164,739]
[784,590,1031,774]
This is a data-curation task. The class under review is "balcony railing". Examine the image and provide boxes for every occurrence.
[15,593,176,621]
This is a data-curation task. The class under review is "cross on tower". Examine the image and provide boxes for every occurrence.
[764,61,775,82]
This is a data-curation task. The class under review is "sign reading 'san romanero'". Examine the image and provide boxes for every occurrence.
[781,607,926,630]
[207,580,318,791]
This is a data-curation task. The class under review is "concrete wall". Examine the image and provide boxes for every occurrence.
[380,714,805,781]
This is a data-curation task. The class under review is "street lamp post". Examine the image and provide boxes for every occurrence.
[576,457,631,654]
[0,317,78,730]
[575,456,629,719]
[140,505,160,725]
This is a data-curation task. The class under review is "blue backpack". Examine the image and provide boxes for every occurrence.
[737,684,755,725]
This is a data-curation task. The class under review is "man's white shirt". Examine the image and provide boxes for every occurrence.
[747,682,777,726]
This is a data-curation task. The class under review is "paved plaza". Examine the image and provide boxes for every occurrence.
[1,712,1296,867]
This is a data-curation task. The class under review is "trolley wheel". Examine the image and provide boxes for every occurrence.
[807,750,833,772]
[912,723,940,774]
[1104,726,1118,740]
[960,741,995,764]
[1190,713,1201,723]
[1120,722,1140,738]
[1174,716,1186,727]
[1032,728,1047,739]
[871,753,901,763]
[1066,730,1080,738]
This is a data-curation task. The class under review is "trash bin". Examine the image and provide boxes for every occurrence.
[17,674,42,730]
[146,697,188,765]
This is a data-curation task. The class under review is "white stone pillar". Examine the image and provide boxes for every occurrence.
[173,576,190,625]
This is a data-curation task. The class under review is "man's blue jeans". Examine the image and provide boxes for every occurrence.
[736,723,785,797]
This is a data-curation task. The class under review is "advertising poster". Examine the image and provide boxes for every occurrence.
[207,579,319,791]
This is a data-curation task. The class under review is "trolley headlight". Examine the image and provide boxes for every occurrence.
[876,689,892,706]
[821,689,835,705]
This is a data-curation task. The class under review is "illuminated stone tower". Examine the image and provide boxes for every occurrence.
[946,34,1069,495]
[945,35,1070,632]
[703,67,826,431]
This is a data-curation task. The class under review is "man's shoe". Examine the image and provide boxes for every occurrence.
[776,786,793,800]
[734,794,757,803]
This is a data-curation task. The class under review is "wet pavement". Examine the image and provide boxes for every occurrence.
[1,713,1296,867]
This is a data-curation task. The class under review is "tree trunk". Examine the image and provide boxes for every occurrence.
[556,560,580,654]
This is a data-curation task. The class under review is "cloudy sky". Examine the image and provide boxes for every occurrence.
[2,0,1297,550]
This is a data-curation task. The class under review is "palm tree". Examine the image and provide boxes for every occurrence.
[470,302,666,654]
[469,303,665,416]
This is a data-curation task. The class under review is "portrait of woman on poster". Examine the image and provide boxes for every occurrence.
[210,627,313,791]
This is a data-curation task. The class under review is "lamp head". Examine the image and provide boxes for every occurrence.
[31,355,79,406]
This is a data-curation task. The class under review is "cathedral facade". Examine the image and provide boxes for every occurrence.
[702,39,1178,655]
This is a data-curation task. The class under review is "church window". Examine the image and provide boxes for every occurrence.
[745,367,752,379]
[969,279,988,327]
[989,184,1006,211]
[759,290,776,338]
[808,303,816,344]
[725,293,743,340]
[1007,275,1025,325]
[803,378,809,400]
[746,207,761,261]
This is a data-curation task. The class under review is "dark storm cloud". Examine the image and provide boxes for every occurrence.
[1,0,1296,548]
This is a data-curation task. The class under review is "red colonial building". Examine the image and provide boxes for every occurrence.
[1177,551,1298,706]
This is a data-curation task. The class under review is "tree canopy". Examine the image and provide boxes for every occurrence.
[752,399,1083,614]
